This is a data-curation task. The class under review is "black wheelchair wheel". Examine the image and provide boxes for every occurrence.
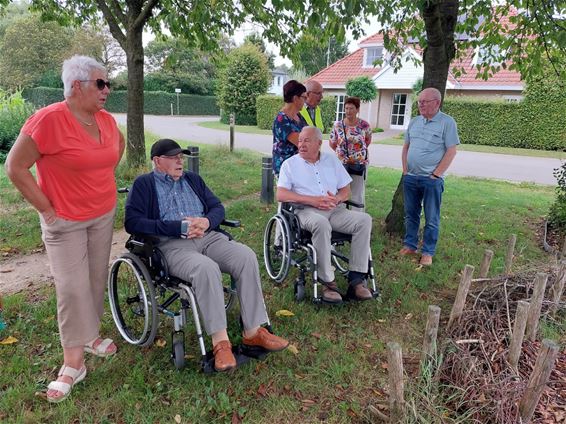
[263,215,291,283]
[331,240,350,275]
[223,275,237,312]
[294,278,305,302]
[172,333,185,370]
[108,253,158,347]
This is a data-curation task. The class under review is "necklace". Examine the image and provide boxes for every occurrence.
[77,117,94,126]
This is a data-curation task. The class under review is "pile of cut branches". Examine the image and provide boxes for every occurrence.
[438,269,565,423]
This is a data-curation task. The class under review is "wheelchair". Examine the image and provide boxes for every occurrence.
[108,197,272,371]
[263,202,379,304]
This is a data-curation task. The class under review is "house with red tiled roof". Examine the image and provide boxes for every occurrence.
[309,32,523,130]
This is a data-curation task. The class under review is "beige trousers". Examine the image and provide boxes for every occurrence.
[40,207,116,348]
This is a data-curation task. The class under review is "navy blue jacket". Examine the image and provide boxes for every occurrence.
[125,171,225,237]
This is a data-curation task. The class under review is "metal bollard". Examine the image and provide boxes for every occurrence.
[185,146,200,175]
[261,157,274,204]
[229,113,235,152]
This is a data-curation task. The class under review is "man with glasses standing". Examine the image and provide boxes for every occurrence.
[299,80,325,132]
[399,88,459,266]
[125,139,289,373]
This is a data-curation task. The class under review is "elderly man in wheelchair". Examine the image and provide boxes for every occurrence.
[273,126,376,304]
[121,138,288,372]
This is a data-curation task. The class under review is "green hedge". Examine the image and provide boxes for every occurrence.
[256,95,337,132]
[22,87,219,115]
[0,92,35,162]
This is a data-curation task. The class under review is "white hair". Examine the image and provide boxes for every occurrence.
[62,55,107,98]
[301,126,323,141]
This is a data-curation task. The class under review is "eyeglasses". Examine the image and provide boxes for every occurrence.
[159,154,184,160]
[299,95,307,100]
[417,99,438,106]
[80,79,111,90]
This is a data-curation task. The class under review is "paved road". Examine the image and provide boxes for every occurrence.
[113,114,563,186]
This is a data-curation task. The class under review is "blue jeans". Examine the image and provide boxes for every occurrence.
[402,174,444,256]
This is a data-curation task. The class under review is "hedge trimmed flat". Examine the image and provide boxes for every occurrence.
[84,337,117,357]
[47,364,87,403]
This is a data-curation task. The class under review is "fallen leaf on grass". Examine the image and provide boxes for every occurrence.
[275,309,295,317]
[404,313,413,320]
[287,344,299,355]
[155,338,167,347]
[377,319,386,323]
[256,384,268,397]
[174,414,181,423]
[310,332,321,339]
[0,336,18,345]
[231,412,242,424]
[34,391,47,399]
[301,399,316,406]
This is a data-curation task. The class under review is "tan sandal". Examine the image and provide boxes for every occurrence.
[84,337,117,357]
[47,364,87,403]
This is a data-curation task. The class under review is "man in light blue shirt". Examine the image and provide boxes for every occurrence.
[400,88,459,266]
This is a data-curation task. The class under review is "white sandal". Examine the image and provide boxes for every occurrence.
[47,364,87,403]
[84,337,117,357]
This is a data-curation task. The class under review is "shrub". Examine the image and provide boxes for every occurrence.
[0,91,35,162]
[345,76,378,103]
[217,44,271,126]
[548,162,566,235]
[256,95,336,132]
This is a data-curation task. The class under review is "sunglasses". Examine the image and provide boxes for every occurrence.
[80,79,111,90]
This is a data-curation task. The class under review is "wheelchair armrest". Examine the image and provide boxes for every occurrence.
[117,187,130,194]
[221,219,240,228]
[344,200,364,209]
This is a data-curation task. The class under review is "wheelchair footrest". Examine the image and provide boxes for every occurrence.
[201,344,269,374]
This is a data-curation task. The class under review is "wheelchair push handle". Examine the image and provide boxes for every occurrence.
[117,187,130,194]
[221,219,240,228]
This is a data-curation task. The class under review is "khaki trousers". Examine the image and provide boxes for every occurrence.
[158,232,268,335]
[295,205,372,283]
[350,174,366,212]
[40,207,116,348]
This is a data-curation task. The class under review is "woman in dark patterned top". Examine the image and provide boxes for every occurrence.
[272,80,307,175]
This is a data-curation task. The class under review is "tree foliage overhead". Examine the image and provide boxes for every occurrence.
[217,44,270,126]
[243,32,275,70]
[345,76,378,103]
[289,29,349,76]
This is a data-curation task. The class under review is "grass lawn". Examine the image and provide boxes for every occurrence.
[0,139,563,422]
[198,120,566,159]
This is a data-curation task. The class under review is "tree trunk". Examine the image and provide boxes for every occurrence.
[385,177,405,235]
[384,0,460,234]
[125,27,146,166]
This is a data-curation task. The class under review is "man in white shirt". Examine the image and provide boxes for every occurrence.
[276,126,373,303]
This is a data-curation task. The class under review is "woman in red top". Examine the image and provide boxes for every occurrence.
[6,55,125,402]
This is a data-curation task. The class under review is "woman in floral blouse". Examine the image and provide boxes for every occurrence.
[329,97,372,211]
[272,80,306,176]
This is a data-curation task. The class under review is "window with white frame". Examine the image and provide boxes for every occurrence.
[365,46,383,67]
[335,94,346,121]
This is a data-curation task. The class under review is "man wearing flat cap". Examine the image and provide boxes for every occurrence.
[125,139,288,372]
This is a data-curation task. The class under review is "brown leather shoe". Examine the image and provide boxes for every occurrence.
[353,283,373,301]
[213,340,236,372]
[242,327,289,352]
[399,247,417,256]
[420,254,433,266]
[321,281,342,303]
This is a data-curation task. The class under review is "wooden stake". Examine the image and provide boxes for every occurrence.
[518,339,559,424]
[387,342,404,423]
[525,273,548,341]
[504,234,517,275]
[421,305,441,366]
[550,260,566,315]
[508,300,529,371]
[479,249,494,278]
[448,265,475,328]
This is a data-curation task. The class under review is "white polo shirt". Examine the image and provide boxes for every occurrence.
[278,152,352,196]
